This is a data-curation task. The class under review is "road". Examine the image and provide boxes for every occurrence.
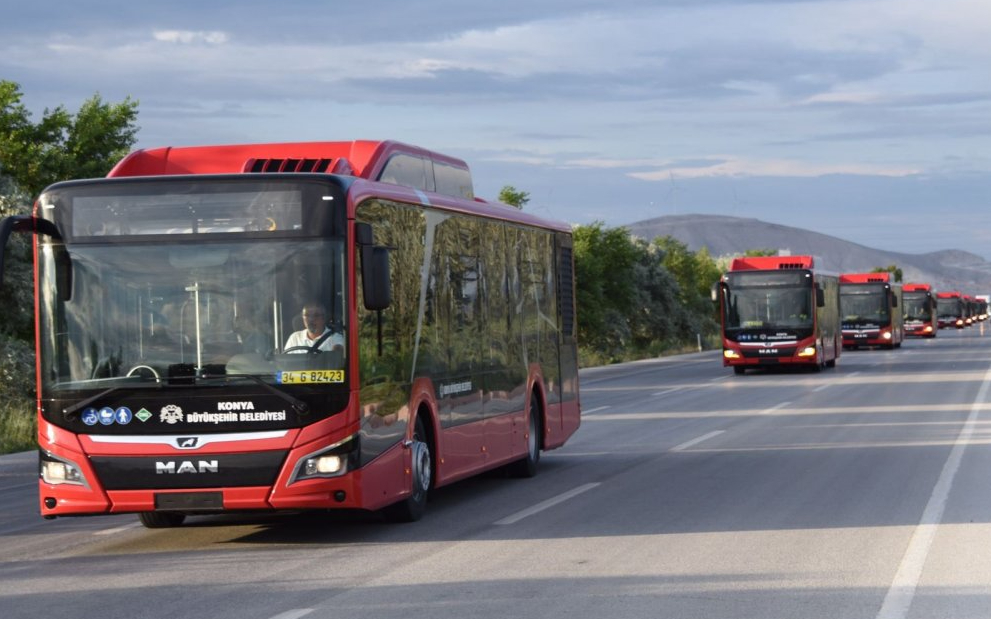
[2,328,990,619]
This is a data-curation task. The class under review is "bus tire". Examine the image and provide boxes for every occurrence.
[384,416,432,523]
[138,512,186,528]
[508,397,542,478]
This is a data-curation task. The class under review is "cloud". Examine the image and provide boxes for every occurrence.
[627,157,921,179]
[153,30,229,45]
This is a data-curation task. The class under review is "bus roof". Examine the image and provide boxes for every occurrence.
[729,255,815,271]
[107,140,469,180]
[839,272,893,284]
[937,291,962,298]
[903,283,933,292]
[94,139,571,233]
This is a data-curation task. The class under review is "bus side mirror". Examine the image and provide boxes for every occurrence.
[356,222,391,311]
[0,215,71,300]
[815,284,825,308]
[710,281,719,303]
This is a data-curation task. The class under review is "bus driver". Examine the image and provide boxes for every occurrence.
[284,302,344,353]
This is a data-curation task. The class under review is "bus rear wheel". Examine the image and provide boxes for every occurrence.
[138,512,186,528]
[507,397,542,478]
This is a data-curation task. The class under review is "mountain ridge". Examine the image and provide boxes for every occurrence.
[625,214,991,293]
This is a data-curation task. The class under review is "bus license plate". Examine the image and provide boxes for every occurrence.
[278,370,345,384]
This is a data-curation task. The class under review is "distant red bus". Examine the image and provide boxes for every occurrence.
[839,272,904,349]
[902,283,938,338]
[0,140,581,527]
[937,291,966,329]
[715,255,840,374]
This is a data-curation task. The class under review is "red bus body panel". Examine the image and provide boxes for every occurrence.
[839,273,904,348]
[28,140,581,520]
[902,283,938,337]
[719,255,840,372]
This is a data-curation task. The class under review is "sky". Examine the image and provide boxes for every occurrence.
[2,0,990,257]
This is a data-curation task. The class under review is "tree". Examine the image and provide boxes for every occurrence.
[497,185,529,209]
[650,236,720,338]
[572,222,640,356]
[871,264,903,283]
[0,80,139,197]
[0,82,140,443]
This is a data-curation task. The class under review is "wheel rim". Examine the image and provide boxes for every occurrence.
[410,440,431,496]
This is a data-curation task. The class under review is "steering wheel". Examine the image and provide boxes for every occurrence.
[283,345,324,355]
[126,365,161,380]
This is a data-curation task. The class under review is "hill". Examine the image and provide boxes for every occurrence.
[625,214,991,294]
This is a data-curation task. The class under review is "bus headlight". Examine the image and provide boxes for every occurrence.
[924,326,933,333]
[882,331,892,340]
[797,346,817,357]
[40,451,88,487]
[723,349,741,359]
[306,455,343,476]
[290,435,359,484]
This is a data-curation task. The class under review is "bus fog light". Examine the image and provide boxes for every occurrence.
[305,455,343,476]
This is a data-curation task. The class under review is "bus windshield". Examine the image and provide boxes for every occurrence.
[902,293,932,320]
[36,178,348,392]
[723,271,814,333]
[841,284,889,325]
[937,298,962,319]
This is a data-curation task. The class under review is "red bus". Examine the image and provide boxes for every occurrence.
[0,140,581,527]
[974,294,988,321]
[839,272,904,349]
[901,283,938,337]
[963,295,978,325]
[715,255,841,374]
[936,291,966,329]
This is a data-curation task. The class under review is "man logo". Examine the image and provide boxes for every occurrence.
[177,437,199,449]
[155,460,219,474]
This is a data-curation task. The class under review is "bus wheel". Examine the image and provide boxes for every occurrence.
[384,417,432,523]
[138,512,186,528]
[508,397,542,478]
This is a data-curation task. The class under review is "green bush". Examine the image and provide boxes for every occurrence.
[0,336,37,453]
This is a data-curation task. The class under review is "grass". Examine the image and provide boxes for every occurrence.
[0,398,36,454]
[578,334,720,368]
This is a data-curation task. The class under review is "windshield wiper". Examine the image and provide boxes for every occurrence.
[62,376,163,420]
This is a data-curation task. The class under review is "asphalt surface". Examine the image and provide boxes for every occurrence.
[2,327,990,619]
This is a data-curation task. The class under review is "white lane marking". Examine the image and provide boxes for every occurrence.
[652,387,681,397]
[494,483,600,525]
[583,406,610,415]
[874,360,991,619]
[760,401,791,415]
[671,430,725,452]
[94,523,141,536]
[710,375,732,382]
[267,610,314,619]
[813,383,831,392]
[845,371,861,378]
